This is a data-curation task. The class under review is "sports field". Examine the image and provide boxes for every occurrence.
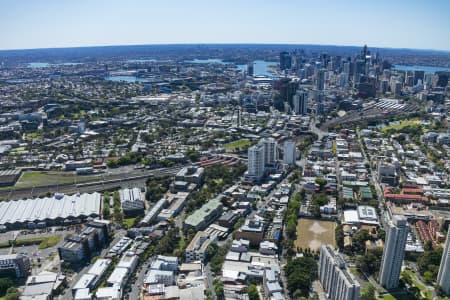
[294,219,336,251]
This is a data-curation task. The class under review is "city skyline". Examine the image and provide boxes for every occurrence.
[1,0,450,51]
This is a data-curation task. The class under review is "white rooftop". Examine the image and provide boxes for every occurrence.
[0,192,101,225]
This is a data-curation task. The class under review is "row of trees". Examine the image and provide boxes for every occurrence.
[285,192,302,239]
[112,191,124,224]
[107,151,143,168]
[206,241,231,274]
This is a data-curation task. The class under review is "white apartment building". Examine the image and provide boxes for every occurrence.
[379,215,409,289]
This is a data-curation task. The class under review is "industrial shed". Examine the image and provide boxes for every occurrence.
[0,192,101,229]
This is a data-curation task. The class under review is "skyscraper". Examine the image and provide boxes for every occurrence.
[353,59,365,84]
[319,245,360,300]
[261,138,278,166]
[280,51,291,71]
[379,215,409,289]
[293,90,308,115]
[437,226,450,295]
[247,144,265,180]
[283,141,296,165]
[413,70,425,86]
[247,62,254,77]
[316,69,326,90]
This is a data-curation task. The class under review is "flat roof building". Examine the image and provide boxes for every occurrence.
[0,253,30,277]
[119,188,145,217]
[183,196,223,231]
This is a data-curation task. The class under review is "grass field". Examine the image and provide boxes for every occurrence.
[13,171,101,189]
[223,139,252,150]
[38,235,61,249]
[123,217,137,228]
[380,119,421,133]
[0,235,62,249]
[294,219,336,251]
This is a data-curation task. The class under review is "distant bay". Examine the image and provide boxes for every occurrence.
[393,64,450,73]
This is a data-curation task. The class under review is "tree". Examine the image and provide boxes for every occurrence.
[102,205,110,219]
[284,257,317,297]
[417,247,443,279]
[315,178,327,190]
[4,287,19,300]
[186,149,200,162]
[360,284,376,300]
[424,240,433,251]
[214,278,224,299]
[246,283,260,300]
[352,229,371,254]
[0,278,14,297]
[335,225,344,249]
[356,248,383,276]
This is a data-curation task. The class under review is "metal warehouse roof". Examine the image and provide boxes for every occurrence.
[0,192,101,225]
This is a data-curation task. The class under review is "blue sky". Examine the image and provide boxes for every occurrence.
[0,0,449,51]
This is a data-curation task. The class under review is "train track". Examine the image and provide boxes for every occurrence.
[0,166,182,201]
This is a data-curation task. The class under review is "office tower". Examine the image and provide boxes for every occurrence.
[343,62,350,77]
[437,73,449,88]
[316,69,325,90]
[283,141,296,165]
[261,138,278,166]
[437,226,450,295]
[353,59,365,84]
[247,62,254,77]
[247,144,265,180]
[339,73,349,89]
[280,52,291,71]
[380,80,389,94]
[406,75,414,87]
[423,73,433,89]
[413,70,425,85]
[379,216,409,289]
[293,90,308,115]
[319,245,360,300]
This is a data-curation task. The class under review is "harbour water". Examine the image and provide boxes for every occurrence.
[106,59,277,82]
[28,62,83,68]
[393,64,450,73]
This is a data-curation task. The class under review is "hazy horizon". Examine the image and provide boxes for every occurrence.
[1,42,449,54]
[1,0,450,51]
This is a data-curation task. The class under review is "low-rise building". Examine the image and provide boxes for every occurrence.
[58,221,111,264]
[0,253,30,277]
[119,188,145,217]
[22,271,66,300]
[183,196,223,231]
[234,219,265,246]
[185,231,214,263]
[175,166,204,185]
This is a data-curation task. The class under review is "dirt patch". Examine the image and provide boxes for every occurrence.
[295,219,336,251]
